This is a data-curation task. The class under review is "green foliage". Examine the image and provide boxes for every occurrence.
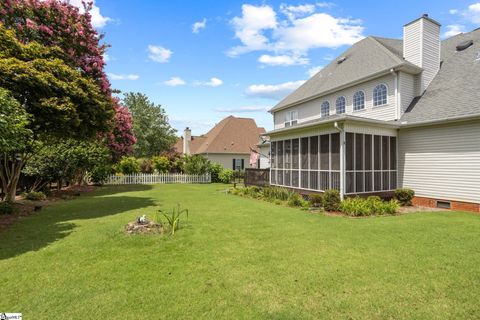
[0,201,18,215]
[116,157,140,175]
[309,194,323,208]
[181,155,211,175]
[323,189,341,212]
[0,88,32,154]
[219,169,234,184]
[122,92,177,157]
[261,187,295,202]
[209,163,223,183]
[160,204,189,235]
[138,158,154,174]
[152,156,171,173]
[287,193,307,207]
[89,163,112,185]
[23,191,46,201]
[395,188,415,206]
[340,197,400,216]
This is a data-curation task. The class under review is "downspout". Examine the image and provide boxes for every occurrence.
[391,68,401,120]
[334,121,345,200]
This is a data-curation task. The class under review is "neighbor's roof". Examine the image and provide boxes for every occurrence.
[173,116,266,154]
[270,36,422,112]
[401,28,480,124]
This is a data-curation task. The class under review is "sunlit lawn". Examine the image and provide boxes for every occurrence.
[1,184,479,319]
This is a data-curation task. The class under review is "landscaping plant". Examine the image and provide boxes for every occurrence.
[23,191,46,201]
[0,201,18,215]
[309,194,323,208]
[395,188,415,206]
[219,169,234,184]
[323,189,341,212]
[160,204,189,235]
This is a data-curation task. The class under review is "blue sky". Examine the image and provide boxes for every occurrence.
[87,0,480,134]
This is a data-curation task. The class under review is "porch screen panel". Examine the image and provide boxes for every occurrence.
[277,141,284,169]
[270,142,277,184]
[355,134,364,193]
[345,133,354,193]
[291,139,299,188]
[284,140,291,186]
[364,135,373,192]
[330,133,340,190]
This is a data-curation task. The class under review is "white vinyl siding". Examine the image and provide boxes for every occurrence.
[399,72,416,114]
[274,74,397,129]
[398,121,480,204]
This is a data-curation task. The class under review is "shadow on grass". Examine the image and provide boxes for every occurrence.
[0,185,159,260]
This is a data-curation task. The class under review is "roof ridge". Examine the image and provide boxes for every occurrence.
[368,36,405,64]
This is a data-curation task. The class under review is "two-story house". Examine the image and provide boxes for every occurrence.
[266,14,480,212]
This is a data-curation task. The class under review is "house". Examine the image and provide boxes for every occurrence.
[256,136,270,169]
[174,116,266,170]
[266,14,480,212]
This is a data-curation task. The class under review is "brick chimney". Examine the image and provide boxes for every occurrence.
[183,127,191,155]
[403,14,441,94]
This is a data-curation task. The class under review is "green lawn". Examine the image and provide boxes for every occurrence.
[1,184,479,319]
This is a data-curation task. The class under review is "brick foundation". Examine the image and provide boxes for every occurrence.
[413,196,480,213]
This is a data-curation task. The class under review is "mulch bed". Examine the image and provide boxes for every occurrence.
[0,185,98,231]
[125,220,164,234]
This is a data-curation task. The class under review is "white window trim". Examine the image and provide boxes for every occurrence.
[285,110,298,127]
[320,101,330,117]
[352,90,366,112]
[335,96,346,115]
[373,83,389,107]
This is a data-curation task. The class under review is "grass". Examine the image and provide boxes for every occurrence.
[0,184,479,319]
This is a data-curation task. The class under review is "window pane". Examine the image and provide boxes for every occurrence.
[285,169,291,187]
[331,133,340,171]
[336,97,346,114]
[301,170,308,189]
[277,141,284,169]
[346,133,354,171]
[365,172,373,192]
[320,172,329,190]
[364,134,372,170]
[301,138,308,169]
[346,172,354,193]
[285,140,291,169]
[321,101,330,117]
[374,172,382,191]
[355,134,364,170]
[330,172,340,191]
[353,91,365,110]
[390,171,397,190]
[356,172,364,193]
[310,171,319,190]
[271,141,276,169]
[382,136,389,170]
[292,139,299,169]
[382,172,389,190]
[320,134,330,170]
[309,136,319,169]
[292,170,299,188]
[374,136,381,170]
[271,169,277,184]
[277,170,284,185]
[390,137,397,170]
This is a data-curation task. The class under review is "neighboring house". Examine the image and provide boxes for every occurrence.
[174,116,266,170]
[266,14,480,212]
[256,136,270,169]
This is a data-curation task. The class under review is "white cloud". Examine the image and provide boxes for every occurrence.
[192,18,207,33]
[258,54,309,66]
[108,73,139,80]
[195,77,223,87]
[228,4,364,62]
[443,25,466,38]
[66,0,112,28]
[245,80,306,100]
[148,45,172,63]
[228,4,278,56]
[449,3,480,24]
[103,53,110,62]
[214,105,270,113]
[164,77,186,86]
[307,65,323,77]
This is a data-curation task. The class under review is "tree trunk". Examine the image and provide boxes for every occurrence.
[0,155,23,203]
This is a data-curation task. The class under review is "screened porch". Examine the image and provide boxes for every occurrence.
[270,132,397,195]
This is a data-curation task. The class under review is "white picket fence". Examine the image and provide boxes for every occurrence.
[104,173,211,185]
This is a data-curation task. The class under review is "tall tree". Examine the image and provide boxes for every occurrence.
[123,92,177,158]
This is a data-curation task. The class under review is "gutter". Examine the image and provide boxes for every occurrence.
[400,114,480,128]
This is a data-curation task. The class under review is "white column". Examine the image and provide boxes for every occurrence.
[339,129,346,200]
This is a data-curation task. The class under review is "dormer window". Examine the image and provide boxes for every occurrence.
[285,110,298,127]
[336,97,346,114]
[373,84,388,106]
[321,101,330,117]
[353,91,365,111]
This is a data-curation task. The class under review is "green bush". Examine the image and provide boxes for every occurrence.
[309,194,323,207]
[219,169,234,184]
[181,155,211,175]
[89,163,112,184]
[262,187,295,201]
[24,191,46,201]
[116,157,140,174]
[209,163,223,183]
[394,188,415,206]
[339,196,400,216]
[287,193,307,207]
[0,202,18,215]
[323,189,341,212]
[381,200,400,215]
[152,156,171,173]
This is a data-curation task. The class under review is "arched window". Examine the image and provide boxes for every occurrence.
[321,101,330,117]
[353,91,365,111]
[336,97,346,114]
[373,84,388,106]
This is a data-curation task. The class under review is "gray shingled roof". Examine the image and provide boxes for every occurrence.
[401,28,480,124]
[270,36,421,112]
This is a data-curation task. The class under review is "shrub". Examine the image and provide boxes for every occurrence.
[340,197,372,216]
[152,156,171,173]
[394,188,415,206]
[287,193,304,207]
[24,191,46,201]
[89,163,112,184]
[209,163,223,183]
[181,154,211,175]
[139,158,154,174]
[323,189,341,212]
[116,157,140,174]
[381,200,400,215]
[309,194,323,207]
[0,202,18,215]
[262,187,294,201]
[219,169,234,184]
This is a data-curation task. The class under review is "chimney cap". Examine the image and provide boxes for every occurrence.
[404,14,441,27]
